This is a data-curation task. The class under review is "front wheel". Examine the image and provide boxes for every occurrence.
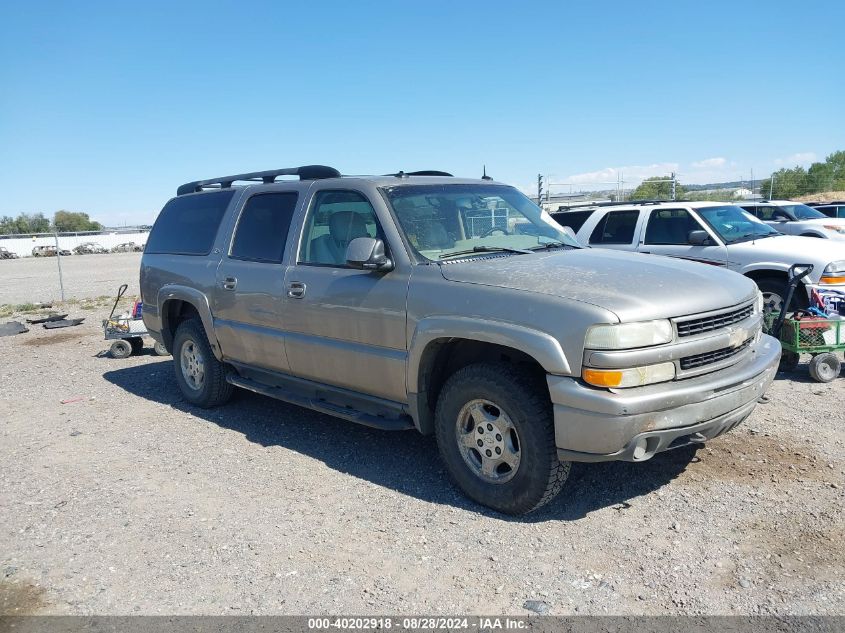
[434,362,570,515]
[172,319,233,407]
[809,353,841,383]
[757,276,807,331]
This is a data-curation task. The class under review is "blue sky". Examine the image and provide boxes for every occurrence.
[1,1,843,226]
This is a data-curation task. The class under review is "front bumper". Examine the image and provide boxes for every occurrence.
[549,334,781,462]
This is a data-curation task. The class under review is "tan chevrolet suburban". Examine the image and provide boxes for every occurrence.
[140,165,781,514]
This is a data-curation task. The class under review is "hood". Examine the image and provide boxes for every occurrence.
[732,235,845,269]
[438,248,757,322]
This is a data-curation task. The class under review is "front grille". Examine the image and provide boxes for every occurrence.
[680,338,752,370]
[676,304,754,337]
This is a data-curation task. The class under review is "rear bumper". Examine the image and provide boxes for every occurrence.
[549,334,781,462]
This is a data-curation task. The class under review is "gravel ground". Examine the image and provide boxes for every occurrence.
[0,253,141,305]
[0,317,843,616]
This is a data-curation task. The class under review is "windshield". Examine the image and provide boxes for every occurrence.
[779,204,826,220]
[383,184,580,260]
[696,205,780,244]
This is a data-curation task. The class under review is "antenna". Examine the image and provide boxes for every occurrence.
[482,165,492,180]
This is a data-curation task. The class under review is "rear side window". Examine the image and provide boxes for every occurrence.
[230,193,298,263]
[589,210,640,244]
[551,210,594,233]
[146,190,235,255]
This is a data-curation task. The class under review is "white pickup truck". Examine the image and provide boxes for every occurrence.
[552,201,845,317]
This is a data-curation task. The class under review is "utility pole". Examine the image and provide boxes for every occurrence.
[53,232,65,301]
[769,175,774,199]
[537,174,544,208]
[670,172,677,201]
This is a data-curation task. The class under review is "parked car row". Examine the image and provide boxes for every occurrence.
[805,200,845,219]
[551,200,845,319]
[139,165,792,514]
[0,242,147,258]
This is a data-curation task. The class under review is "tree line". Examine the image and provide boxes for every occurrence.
[759,151,845,199]
[627,150,843,202]
[0,211,104,235]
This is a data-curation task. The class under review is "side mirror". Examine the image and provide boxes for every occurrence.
[346,237,393,272]
[688,230,711,246]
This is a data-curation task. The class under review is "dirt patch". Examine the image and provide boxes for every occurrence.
[679,430,839,485]
[795,191,845,203]
[21,331,87,347]
[0,580,46,615]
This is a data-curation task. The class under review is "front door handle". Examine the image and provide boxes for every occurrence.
[222,276,237,290]
[287,281,306,298]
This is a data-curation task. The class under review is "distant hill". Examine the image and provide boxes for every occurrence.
[683,180,751,191]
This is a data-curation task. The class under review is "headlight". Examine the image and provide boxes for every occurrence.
[823,225,845,234]
[755,290,764,315]
[585,320,673,350]
[821,261,845,284]
[583,362,676,388]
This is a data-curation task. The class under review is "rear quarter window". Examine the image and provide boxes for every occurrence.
[145,190,236,255]
[551,210,594,233]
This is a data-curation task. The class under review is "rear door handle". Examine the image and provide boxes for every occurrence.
[221,276,237,290]
[287,281,306,298]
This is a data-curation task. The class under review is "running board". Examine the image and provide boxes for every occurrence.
[226,374,414,431]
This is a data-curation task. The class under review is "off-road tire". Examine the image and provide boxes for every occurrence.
[434,362,570,515]
[808,352,841,383]
[109,339,132,359]
[172,319,233,408]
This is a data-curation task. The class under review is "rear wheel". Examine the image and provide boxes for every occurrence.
[434,362,569,515]
[808,353,841,383]
[172,319,233,407]
[109,339,132,359]
[153,341,169,356]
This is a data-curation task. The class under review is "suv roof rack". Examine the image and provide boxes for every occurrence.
[389,170,454,178]
[176,165,341,196]
[601,199,679,207]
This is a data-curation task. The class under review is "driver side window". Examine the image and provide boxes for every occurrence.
[644,209,705,245]
[299,190,382,267]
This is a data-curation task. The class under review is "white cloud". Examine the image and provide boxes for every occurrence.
[691,157,727,168]
[561,163,679,188]
[774,152,817,166]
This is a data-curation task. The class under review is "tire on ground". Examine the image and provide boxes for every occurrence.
[109,339,132,359]
[172,318,233,407]
[434,362,570,515]
[153,341,169,356]
[808,352,841,383]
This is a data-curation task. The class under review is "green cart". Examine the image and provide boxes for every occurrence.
[770,264,844,382]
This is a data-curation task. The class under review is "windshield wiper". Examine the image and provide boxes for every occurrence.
[729,232,776,244]
[529,241,577,251]
[438,246,533,259]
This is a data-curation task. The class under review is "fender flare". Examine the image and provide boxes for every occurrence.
[406,316,572,394]
[158,285,223,360]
